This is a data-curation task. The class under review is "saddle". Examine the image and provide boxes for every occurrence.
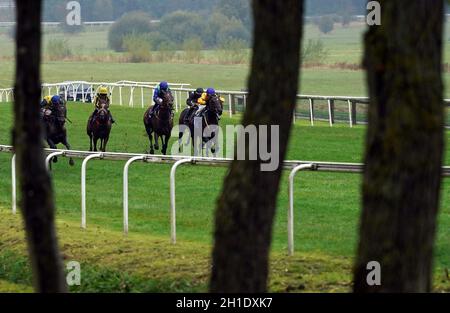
[189,108,208,125]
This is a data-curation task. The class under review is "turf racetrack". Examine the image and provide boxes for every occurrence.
[0,101,449,292]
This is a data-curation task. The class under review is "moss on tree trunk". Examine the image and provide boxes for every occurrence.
[13,0,67,293]
[210,0,304,292]
[354,0,445,292]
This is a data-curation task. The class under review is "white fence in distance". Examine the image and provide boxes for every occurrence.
[2,81,450,127]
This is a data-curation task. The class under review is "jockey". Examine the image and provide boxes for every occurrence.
[40,95,52,110]
[40,95,57,117]
[51,95,61,106]
[184,87,204,123]
[150,81,172,117]
[195,87,216,117]
[92,86,115,123]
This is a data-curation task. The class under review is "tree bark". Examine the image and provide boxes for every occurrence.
[210,0,304,292]
[354,0,445,292]
[13,0,67,293]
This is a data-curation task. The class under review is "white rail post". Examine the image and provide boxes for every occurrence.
[170,158,192,244]
[110,86,114,105]
[141,87,144,109]
[129,86,135,107]
[309,98,314,126]
[123,155,146,235]
[348,99,353,128]
[174,90,179,112]
[90,84,94,102]
[11,154,16,214]
[327,99,333,127]
[288,163,314,256]
[228,94,232,118]
[81,84,85,102]
[119,86,123,106]
[81,153,103,229]
[71,84,75,100]
[45,151,64,171]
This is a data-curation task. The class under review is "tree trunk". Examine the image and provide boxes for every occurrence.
[13,0,67,293]
[210,0,304,292]
[354,0,445,292]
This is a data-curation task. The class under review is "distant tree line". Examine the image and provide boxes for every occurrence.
[107,1,252,58]
[42,0,221,22]
[41,0,378,23]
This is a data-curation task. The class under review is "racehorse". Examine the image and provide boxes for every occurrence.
[143,91,174,155]
[42,100,75,167]
[178,95,223,156]
[87,99,112,152]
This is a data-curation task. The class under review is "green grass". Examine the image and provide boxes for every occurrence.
[1,22,450,63]
[1,62,450,100]
[0,212,357,292]
[0,101,450,292]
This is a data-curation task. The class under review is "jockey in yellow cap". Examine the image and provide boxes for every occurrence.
[40,95,52,109]
[92,86,115,123]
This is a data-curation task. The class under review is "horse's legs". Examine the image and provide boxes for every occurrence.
[148,130,154,154]
[62,138,75,166]
[192,134,197,157]
[46,138,59,165]
[93,137,98,152]
[194,135,203,157]
[178,128,184,153]
[102,137,109,152]
[162,135,169,155]
[210,132,218,156]
[89,134,93,151]
[45,139,56,170]
[154,132,159,151]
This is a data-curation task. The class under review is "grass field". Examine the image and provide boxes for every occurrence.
[0,100,450,292]
[1,22,450,63]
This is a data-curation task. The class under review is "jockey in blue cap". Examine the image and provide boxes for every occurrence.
[51,95,63,110]
[195,87,216,117]
[150,81,172,117]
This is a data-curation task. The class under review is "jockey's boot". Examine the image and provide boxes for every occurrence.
[184,108,191,124]
[149,104,158,118]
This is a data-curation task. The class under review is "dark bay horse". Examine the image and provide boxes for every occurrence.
[143,91,174,155]
[178,95,223,156]
[87,99,112,152]
[42,100,74,166]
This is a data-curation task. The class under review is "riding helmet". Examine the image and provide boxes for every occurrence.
[98,86,109,95]
[160,81,169,91]
[51,95,61,105]
[195,87,204,96]
[206,88,216,96]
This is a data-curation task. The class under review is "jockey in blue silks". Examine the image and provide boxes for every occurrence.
[150,81,172,117]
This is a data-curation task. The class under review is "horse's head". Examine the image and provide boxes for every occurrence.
[52,100,67,125]
[207,95,223,117]
[97,107,109,124]
[98,98,109,109]
[160,91,174,111]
